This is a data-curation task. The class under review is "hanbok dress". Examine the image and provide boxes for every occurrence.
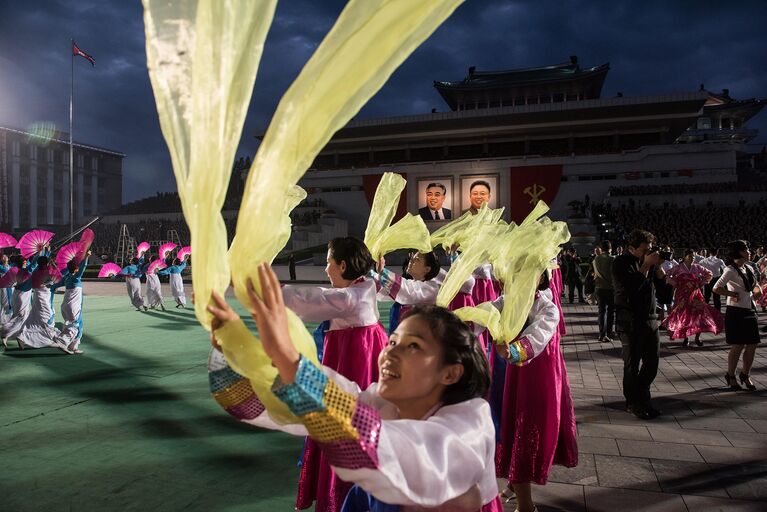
[53,259,88,352]
[0,264,14,326]
[1,270,34,341]
[16,268,62,349]
[158,261,187,307]
[471,263,500,305]
[145,271,164,309]
[208,349,504,512]
[282,277,388,512]
[663,263,724,340]
[495,290,578,485]
[119,259,145,310]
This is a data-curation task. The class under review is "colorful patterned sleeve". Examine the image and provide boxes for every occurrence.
[272,356,382,470]
[377,268,403,301]
[208,348,267,421]
[507,292,560,366]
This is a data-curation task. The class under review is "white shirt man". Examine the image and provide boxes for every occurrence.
[699,254,725,278]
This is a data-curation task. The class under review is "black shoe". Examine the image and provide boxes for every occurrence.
[627,404,655,420]
[681,338,689,348]
[695,337,703,347]
[739,372,756,391]
[602,336,614,343]
[645,405,662,418]
[725,373,742,390]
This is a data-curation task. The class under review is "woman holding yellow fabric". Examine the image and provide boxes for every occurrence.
[280,237,388,511]
[207,263,503,511]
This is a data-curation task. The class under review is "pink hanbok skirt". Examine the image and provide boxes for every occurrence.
[472,277,499,306]
[663,276,724,339]
[296,323,388,512]
[496,329,578,485]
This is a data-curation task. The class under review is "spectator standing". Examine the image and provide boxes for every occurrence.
[700,248,725,311]
[593,241,615,342]
[714,240,762,390]
[656,246,677,327]
[288,253,297,281]
[564,249,584,303]
[612,230,665,419]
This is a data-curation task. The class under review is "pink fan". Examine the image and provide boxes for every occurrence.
[148,259,166,274]
[0,232,18,249]
[56,242,83,270]
[32,265,62,288]
[159,242,176,260]
[98,263,122,278]
[0,267,19,288]
[136,242,150,256]
[176,246,191,260]
[16,230,55,259]
[75,228,95,262]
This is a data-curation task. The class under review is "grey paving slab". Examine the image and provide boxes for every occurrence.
[696,445,767,465]
[593,454,660,491]
[576,436,620,456]
[548,453,598,486]
[722,430,767,448]
[681,495,766,512]
[646,425,732,447]
[617,439,704,462]
[532,482,587,512]
[650,459,729,497]
[744,419,767,434]
[584,486,688,512]
[578,422,652,440]
[676,416,757,433]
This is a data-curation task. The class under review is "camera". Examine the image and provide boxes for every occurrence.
[649,248,672,261]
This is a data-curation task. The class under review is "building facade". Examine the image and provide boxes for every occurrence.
[0,126,124,230]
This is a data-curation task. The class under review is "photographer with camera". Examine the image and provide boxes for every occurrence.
[612,229,666,419]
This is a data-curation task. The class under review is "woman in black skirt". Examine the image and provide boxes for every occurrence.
[714,240,763,390]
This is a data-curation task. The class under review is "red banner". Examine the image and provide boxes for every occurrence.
[509,165,562,223]
[362,173,408,221]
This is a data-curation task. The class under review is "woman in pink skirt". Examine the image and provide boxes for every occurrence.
[664,249,724,347]
[282,237,388,512]
[495,271,578,512]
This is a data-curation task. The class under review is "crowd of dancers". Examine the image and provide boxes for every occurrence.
[208,232,575,512]
[1,244,91,354]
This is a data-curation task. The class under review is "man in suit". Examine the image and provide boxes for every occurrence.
[418,182,452,221]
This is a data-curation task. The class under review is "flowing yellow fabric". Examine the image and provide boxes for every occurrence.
[143,0,277,329]
[453,202,570,342]
[430,203,504,250]
[229,0,465,300]
[214,0,464,423]
[363,173,431,260]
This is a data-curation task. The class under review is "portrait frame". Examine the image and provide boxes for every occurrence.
[415,176,455,222]
[460,174,499,213]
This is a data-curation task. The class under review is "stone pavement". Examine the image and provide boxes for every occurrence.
[518,301,767,512]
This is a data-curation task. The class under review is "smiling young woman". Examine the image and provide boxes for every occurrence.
[207,263,503,511]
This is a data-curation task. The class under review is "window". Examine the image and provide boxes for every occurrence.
[697,117,711,130]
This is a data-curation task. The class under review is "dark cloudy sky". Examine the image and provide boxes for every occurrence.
[1,0,765,203]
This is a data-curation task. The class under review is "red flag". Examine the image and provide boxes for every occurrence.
[72,41,95,66]
[509,165,562,223]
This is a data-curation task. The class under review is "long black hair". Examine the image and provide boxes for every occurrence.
[402,305,490,406]
[328,237,374,280]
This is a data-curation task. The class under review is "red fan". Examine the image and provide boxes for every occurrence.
[136,242,150,256]
[16,230,55,259]
[0,267,19,288]
[159,242,176,260]
[32,265,62,288]
[98,263,122,278]
[0,232,17,249]
[176,246,191,260]
[148,259,166,275]
[56,242,83,270]
[75,228,95,263]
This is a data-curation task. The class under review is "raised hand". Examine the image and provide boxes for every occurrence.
[206,290,241,350]
[246,263,300,383]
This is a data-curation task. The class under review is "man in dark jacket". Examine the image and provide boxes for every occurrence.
[613,229,665,419]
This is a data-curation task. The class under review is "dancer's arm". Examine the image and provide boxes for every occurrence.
[500,293,559,366]
[376,268,439,305]
[281,284,356,322]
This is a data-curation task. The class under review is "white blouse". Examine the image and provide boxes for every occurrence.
[714,266,756,309]
[282,277,380,330]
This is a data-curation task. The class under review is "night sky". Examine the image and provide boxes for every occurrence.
[1,0,765,203]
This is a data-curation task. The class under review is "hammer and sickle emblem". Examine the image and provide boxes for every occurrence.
[523,183,546,205]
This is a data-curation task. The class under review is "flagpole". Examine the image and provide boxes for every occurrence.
[69,38,74,233]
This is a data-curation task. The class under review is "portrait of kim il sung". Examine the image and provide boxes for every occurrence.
[417,178,453,221]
